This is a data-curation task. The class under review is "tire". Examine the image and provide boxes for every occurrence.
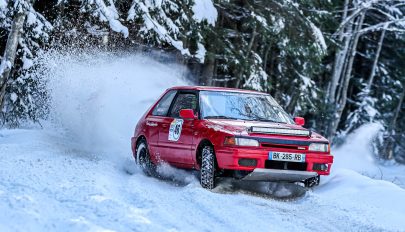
[135,139,156,176]
[200,145,216,189]
[304,175,320,188]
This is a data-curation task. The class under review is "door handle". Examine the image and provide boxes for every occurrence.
[146,121,158,127]
[162,124,168,128]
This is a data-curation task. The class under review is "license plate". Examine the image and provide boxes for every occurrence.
[269,152,305,163]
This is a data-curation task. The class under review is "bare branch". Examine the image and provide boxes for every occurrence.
[333,0,381,36]
[358,18,405,35]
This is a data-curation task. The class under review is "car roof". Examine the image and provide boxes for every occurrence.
[167,86,267,95]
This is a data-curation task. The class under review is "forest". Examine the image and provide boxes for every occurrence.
[0,0,404,162]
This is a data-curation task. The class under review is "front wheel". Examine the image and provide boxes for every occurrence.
[304,175,320,188]
[136,139,156,176]
[200,146,216,189]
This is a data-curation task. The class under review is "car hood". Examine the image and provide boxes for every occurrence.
[206,119,328,142]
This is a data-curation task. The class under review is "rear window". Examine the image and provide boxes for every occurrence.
[152,90,177,116]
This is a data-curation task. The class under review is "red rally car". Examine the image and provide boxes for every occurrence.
[131,86,333,189]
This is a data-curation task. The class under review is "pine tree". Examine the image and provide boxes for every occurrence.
[203,0,328,118]
[126,0,216,61]
[0,0,52,126]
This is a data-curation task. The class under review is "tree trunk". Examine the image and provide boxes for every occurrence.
[262,44,270,71]
[262,44,271,91]
[234,24,257,88]
[201,52,215,86]
[366,27,386,92]
[286,91,299,114]
[383,86,405,160]
[0,11,27,111]
[327,0,350,103]
[328,12,366,139]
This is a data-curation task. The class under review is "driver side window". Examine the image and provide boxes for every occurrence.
[169,93,197,118]
[152,90,177,116]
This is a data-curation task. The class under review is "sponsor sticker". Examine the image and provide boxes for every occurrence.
[168,119,184,141]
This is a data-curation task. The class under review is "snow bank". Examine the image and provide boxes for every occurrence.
[43,51,189,160]
[317,168,405,231]
[313,123,405,230]
[329,123,405,187]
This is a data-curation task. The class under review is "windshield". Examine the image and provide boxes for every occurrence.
[200,91,294,124]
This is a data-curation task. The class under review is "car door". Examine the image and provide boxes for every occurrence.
[144,90,177,162]
[158,91,198,166]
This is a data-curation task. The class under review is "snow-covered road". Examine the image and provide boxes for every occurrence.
[1,127,405,232]
[1,53,405,231]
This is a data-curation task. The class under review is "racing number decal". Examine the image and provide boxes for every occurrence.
[168,119,184,141]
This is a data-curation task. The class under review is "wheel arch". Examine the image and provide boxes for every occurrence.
[196,139,215,169]
[136,135,147,144]
[133,135,147,156]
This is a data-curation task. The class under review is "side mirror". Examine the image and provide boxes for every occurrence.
[180,109,197,120]
[294,117,305,126]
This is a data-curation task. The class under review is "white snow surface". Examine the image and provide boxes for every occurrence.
[1,53,405,231]
[192,0,217,25]
[333,123,405,188]
[0,0,6,9]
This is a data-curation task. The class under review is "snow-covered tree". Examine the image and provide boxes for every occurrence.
[126,0,216,61]
[325,0,405,139]
[203,0,327,118]
[0,0,52,126]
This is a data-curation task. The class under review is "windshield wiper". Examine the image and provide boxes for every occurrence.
[204,115,239,120]
[204,115,286,123]
[252,118,286,124]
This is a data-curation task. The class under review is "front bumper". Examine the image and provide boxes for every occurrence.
[242,168,318,182]
[215,146,333,176]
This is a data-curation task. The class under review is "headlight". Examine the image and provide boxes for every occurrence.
[309,143,329,152]
[224,137,259,147]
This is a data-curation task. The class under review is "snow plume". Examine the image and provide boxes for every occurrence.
[333,123,383,176]
[156,163,198,186]
[42,50,189,160]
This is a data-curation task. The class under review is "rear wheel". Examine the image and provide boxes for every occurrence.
[136,139,156,176]
[200,146,216,189]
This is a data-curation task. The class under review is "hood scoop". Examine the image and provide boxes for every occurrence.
[250,126,311,137]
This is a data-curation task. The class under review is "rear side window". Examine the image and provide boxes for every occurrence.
[152,90,177,116]
[169,93,198,118]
